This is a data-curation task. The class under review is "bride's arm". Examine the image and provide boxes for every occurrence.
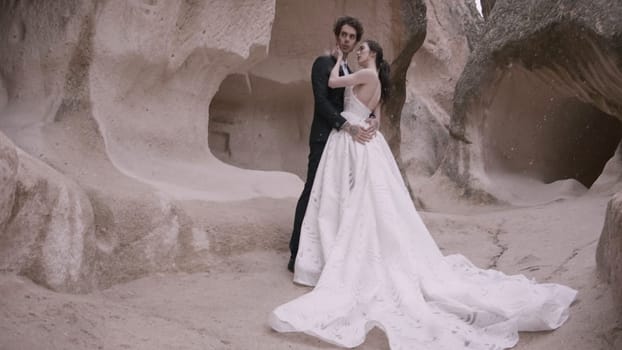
[328,66,374,88]
[328,60,359,88]
[328,51,373,88]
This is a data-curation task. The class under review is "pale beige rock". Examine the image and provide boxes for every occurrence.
[0,0,302,291]
[596,192,622,306]
[0,135,96,292]
[401,0,476,197]
[88,0,301,201]
[0,131,17,233]
[436,0,622,206]
[0,75,7,111]
[592,142,622,194]
[0,0,90,134]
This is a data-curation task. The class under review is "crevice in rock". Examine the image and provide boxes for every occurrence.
[545,238,598,281]
[480,0,496,19]
[487,227,508,269]
[55,10,94,120]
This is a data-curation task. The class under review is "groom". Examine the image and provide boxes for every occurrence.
[288,16,377,272]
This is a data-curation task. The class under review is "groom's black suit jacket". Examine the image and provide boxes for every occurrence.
[308,55,348,144]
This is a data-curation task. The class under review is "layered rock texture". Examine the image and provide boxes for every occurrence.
[597,192,622,305]
[430,0,622,303]
[442,0,622,204]
[400,0,481,197]
[0,133,96,292]
[0,0,297,292]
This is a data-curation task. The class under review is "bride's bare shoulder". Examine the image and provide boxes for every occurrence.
[357,68,377,79]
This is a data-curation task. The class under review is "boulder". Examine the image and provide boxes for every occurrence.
[596,192,622,305]
[0,133,96,292]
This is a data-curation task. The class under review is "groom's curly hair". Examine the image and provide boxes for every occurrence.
[333,16,363,42]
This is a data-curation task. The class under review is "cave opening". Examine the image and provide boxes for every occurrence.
[208,73,312,179]
[483,64,622,189]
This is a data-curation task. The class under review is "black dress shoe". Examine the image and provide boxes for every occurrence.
[287,256,295,273]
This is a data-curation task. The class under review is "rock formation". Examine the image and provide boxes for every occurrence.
[0,0,299,291]
[439,0,622,204]
[399,0,480,202]
[431,0,622,303]
[597,192,622,305]
[0,131,96,292]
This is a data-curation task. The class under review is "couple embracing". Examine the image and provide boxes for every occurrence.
[270,16,576,350]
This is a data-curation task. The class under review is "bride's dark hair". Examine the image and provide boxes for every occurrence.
[364,40,390,103]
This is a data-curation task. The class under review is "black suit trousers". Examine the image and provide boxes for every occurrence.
[289,141,326,259]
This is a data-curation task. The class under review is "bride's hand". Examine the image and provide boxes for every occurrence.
[332,45,343,61]
[364,117,379,133]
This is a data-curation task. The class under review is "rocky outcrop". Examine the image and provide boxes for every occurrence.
[0,0,300,202]
[0,132,17,235]
[381,0,427,158]
[596,192,622,305]
[439,0,622,205]
[0,132,96,292]
[399,0,479,202]
[88,0,300,201]
[0,0,299,292]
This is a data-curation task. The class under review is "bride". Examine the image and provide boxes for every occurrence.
[269,39,576,350]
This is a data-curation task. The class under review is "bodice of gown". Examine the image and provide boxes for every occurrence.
[342,86,371,124]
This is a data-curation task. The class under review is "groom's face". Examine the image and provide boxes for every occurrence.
[336,24,358,54]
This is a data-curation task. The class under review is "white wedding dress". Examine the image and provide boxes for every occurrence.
[269,87,576,349]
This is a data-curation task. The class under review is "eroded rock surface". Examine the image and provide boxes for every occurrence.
[0,0,299,291]
[597,192,622,306]
[439,0,622,205]
[400,0,479,199]
[0,132,96,292]
[428,0,622,302]
[0,132,17,233]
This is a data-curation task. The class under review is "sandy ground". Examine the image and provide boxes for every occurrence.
[1,193,620,350]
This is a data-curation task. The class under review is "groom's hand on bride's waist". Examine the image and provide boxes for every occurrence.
[364,117,379,133]
[342,121,376,144]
